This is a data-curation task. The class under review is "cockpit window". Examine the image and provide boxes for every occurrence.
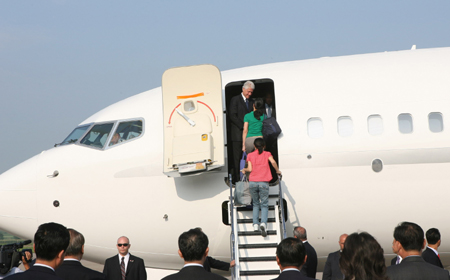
[80,123,114,149]
[60,125,91,145]
[109,120,143,146]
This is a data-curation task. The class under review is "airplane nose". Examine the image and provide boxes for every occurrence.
[0,154,39,238]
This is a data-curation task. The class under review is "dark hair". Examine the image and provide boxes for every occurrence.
[340,232,388,280]
[34,222,70,261]
[178,228,208,262]
[65,229,85,256]
[426,228,440,245]
[253,98,265,120]
[393,222,424,251]
[253,138,265,154]
[276,238,306,268]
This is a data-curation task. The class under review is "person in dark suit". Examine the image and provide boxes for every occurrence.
[386,222,449,280]
[271,237,315,280]
[162,228,226,280]
[264,92,276,119]
[293,227,317,279]
[103,236,146,280]
[422,228,443,268]
[339,232,389,280]
[322,233,348,280]
[55,228,105,280]
[203,257,234,273]
[6,222,70,280]
[229,81,254,182]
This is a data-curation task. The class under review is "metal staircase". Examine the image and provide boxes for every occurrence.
[229,175,287,280]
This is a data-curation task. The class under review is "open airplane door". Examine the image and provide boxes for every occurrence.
[162,64,225,177]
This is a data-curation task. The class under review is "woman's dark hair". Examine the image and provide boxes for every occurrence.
[339,232,389,280]
[253,98,265,120]
[254,138,265,154]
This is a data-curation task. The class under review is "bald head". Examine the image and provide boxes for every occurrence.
[293,227,307,241]
[339,234,348,250]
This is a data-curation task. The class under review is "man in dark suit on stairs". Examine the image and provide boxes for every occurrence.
[272,237,315,280]
[162,228,226,280]
[56,228,105,280]
[386,222,449,280]
[229,81,254,182]
[6,222,70,280]
[293,227,317,279]
[103,236,146,280]
[422,227,444,268]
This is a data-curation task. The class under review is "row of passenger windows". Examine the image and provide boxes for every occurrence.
[60,120,143,149]
[307,113,444,138]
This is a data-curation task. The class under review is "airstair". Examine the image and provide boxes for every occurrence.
[228,175,287,280]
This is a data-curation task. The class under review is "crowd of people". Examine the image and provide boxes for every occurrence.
[299,222,449,280]
[3,221,448,280]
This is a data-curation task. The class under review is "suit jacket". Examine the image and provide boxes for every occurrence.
[103,254,146,280]
[203,256,230,272]
[5,265,63,280]
[300,241,317,279]
[272,269,316,280]
[322,251,343,280]
[162,265,227,280]
[391,256,398,266]
[422,247,443,268]
[265,104,276,119]
[56,260,105,280]
[229,94,254,141]
[386,255,449,280]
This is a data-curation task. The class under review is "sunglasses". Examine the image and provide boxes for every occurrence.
[117,243,129,247]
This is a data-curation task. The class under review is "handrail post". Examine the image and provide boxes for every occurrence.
[278,175,287,239]
[228,174,237,280]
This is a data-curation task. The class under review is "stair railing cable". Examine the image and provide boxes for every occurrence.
[278,175,287,239]
[228,174,237,280]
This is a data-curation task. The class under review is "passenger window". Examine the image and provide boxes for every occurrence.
[307,118,324,138]
[338,116,353,137]
[398,114,413,134]
[428,112,443,133]
[60,125,91,145]
[80,123,114,148]
[109,120,143,146]
[367,115,383,135]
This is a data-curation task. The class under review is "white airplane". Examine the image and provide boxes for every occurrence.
[1,46,450,279]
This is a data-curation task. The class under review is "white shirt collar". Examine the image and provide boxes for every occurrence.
[282,268,300,273]
[183,263,203,268]
[33,263,55,271]
[427,246,439,256]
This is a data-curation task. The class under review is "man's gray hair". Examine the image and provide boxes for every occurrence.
[242,81,255,90]
[65,228,85,257]
[293,226,307,240]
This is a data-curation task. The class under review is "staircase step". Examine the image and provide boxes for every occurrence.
[240,256,277,262]
[239,243,278,249]
[237,218,276,223]
[239,230,277,236]
[240,270,280,276]
[238,206,275,211]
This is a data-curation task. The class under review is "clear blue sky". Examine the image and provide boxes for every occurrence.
[1,0,449,174]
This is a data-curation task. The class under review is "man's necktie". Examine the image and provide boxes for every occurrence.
[121,257,126,280]
[245,99,249,110]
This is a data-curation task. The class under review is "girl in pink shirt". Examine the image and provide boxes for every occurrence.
[241,138,281,237]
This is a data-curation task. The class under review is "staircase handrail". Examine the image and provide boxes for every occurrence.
[278,175,287,239]
[228,174,237,280]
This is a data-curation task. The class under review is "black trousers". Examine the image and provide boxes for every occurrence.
[232,140,243,182]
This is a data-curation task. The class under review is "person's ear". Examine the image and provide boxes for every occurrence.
[178,250,183,259]
[81,245,84,254]
[422,239,426,250]
[204,247,209,257]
